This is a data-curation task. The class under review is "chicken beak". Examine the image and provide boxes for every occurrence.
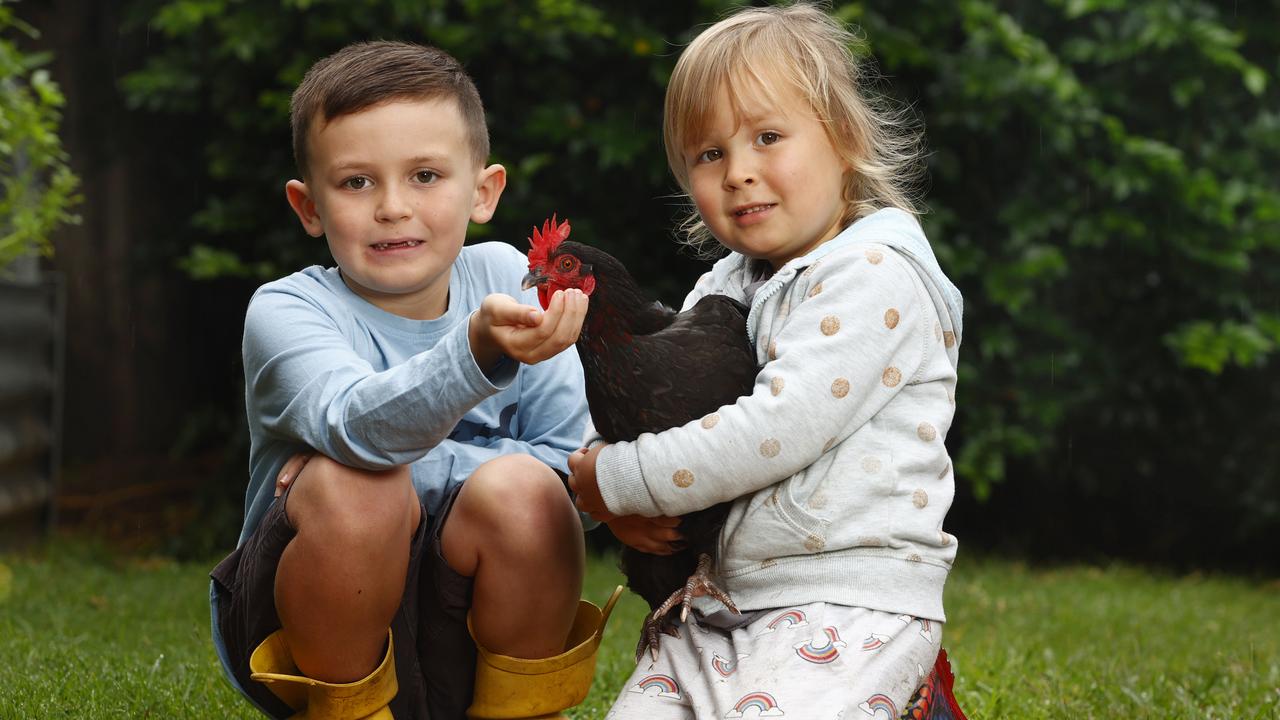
[521,270,548,291]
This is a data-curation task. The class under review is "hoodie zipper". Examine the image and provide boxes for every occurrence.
[740,214,891,345]
[745,267,797,346]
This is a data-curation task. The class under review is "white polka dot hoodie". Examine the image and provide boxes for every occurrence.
[595,208,963,622]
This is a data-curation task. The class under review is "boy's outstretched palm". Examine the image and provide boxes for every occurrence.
[469,288,588,368]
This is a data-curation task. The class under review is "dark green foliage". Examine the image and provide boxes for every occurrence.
[117,0,1279,568]
[0,1,81,270]
[848,0,1280,568]
[118,0,715,298]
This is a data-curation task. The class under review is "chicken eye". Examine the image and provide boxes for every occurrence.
[557,256,576,272]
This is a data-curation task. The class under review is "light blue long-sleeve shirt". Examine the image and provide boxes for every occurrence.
[236,241,588,546]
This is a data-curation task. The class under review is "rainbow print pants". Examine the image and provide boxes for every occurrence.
[605,602,942,720]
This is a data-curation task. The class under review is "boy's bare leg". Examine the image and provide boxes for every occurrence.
[275,456,421,683]
[442,455,585,658]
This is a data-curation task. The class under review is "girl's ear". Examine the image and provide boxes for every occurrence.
[470,163,507,224]
[285,180,325,237]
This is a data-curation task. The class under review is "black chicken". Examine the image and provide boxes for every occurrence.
[521,216,758,660]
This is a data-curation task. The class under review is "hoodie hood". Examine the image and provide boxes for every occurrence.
[822,208,963,368]
[708,207,964,370]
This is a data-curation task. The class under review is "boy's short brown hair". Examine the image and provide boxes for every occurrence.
[290,41,490,178]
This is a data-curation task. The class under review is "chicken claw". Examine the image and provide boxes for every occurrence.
[635,554,738,662]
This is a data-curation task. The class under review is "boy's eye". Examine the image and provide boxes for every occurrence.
[757,131,780,146]
[696,148,722,163]
[342,176,371,190]
[414,170,438,184]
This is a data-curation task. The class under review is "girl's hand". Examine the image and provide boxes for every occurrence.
[275,451,314,497]
[567,445,608,517]
[606,514,685,555]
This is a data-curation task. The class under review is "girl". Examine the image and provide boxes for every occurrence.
[570,3,964,717]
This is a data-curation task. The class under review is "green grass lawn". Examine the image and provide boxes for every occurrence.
[1,540,1277,718]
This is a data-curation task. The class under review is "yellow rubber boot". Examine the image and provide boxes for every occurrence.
[249,628,398,720]
[467,586,624,720]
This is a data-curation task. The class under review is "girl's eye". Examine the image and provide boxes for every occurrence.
[342,176,370,190]
[757,131,780,146]
[696,148,722,164]
[557,256,576,271]
[414,170,437,184]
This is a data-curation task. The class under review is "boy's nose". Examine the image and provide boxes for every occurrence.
[376,188,412,222]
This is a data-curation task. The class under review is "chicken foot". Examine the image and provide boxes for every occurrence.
[636,553,739,662]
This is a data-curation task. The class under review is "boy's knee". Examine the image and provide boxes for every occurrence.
[448,457,579,549]
[444,455,581,578]
[468,455,575,524]
[285,455,416,542]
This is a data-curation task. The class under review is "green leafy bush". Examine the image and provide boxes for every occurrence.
[120,0,1280,567]
[851,0,1279,567]
[0,1,81,271]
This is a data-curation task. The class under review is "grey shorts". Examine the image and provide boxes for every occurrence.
[210,482,474,720]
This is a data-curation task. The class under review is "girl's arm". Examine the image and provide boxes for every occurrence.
[593,246,936,517]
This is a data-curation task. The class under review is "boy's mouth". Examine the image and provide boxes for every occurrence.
[370,239,423,251]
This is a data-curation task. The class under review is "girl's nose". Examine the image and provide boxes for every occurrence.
[724,160,757,190]
[727,167,752,189]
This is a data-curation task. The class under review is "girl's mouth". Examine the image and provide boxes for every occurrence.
[733,203,776,226]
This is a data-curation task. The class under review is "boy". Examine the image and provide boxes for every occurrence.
[210,41,596,719]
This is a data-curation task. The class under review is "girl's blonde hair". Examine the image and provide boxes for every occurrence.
[664,2,924,253]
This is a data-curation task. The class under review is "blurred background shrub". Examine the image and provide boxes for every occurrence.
[19,0,1280,569]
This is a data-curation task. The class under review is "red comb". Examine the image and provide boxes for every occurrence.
[527,214,571,268]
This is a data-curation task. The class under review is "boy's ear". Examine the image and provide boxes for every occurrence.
[285,179,325,237]
[469,163,507,225]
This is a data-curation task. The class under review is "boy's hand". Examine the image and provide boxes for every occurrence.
[606,514,685,555]
[567,444,608,517]
[275,451,314,497]
[469,289,587,370]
